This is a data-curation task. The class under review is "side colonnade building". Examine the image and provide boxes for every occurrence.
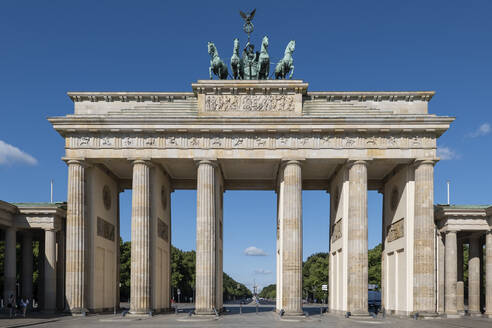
[0,201,66,312]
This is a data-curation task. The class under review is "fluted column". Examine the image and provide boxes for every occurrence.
[444,230,457,315]
[347,160,368,315]
[485,231,492,317]
[4,227,17,301]
[22,231,33,301]
[195,160,218,315]
[456,240,464,313]
[279,160,303,316]
[65,159,86,313]
[44,229,57,312]
[413,160,436,313]
[468,236,481,315]
[130,160,151,314]
[57,230,66,311]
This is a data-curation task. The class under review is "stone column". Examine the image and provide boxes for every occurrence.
[279,160,303,316]
[22,231,33,301]
[456,240,464,313]
[4,227,17,301]
[444,230,457,315]
[57,230,66,311]
[468,236,481,315]
[437,232,445,314]
[44,229,57,312]
[413,160,436,314]
[195,160,218,315]
[130,160,151,315]
[65,159,86,313]
[485,231,492,317]
[347,160,368,315]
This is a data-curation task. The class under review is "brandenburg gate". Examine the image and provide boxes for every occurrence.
[49,78,455,316]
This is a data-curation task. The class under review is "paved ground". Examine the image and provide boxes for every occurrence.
[0,304,491,328]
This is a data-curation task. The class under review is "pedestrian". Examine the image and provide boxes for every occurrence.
[7,294,15,319]
[20,298,29,317]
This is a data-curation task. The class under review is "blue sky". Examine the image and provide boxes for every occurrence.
[1,0,491,290]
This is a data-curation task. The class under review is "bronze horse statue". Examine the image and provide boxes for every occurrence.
[258,36,269,80]
[275,40,295,79]
[230,38,241,79]
[208,42,228,80]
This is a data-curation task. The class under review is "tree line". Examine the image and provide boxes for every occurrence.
[259,243,384,302]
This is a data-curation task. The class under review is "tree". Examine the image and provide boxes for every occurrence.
[302,252,329,302]
[368,243,382,288]
[119,238,131,301]
[258,284,276,299]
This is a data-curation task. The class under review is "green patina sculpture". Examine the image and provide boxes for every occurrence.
[208,9,295,80]
[208,41,228,80]
[275,40,295,79]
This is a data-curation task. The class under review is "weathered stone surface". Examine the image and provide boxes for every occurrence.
[278,160,303,316]
[66,160,86,313]
[347,160,368,315]
[130,160,151,314]
[445,231,457,314]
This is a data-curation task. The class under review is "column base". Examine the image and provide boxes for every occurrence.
[67,308,89,316]
[411,311,440,319]
[444,313,462,318]
[483,313,492,319]
[468,312,483,317]
[127,311,153,317]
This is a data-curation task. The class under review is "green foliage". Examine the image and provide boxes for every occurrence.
[118,241,251,302]
[302,252,329,302]
[223,272,252,301]
[368,243,382,287]
[119,238,131,301]
[258,283,276,299]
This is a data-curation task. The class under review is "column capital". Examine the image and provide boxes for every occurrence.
[63,157,87,166]
[194,158,219,168]
[346,158,370,168]
[413,158,438,167]
[445,229,458,235]
[129,158,152,166]
[280,159,304,168]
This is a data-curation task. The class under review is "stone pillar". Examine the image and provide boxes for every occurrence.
[485,231,492,317]
[279,160,303,316]
[437,232,445,314]
[130,160,151,314]
[444,230,457,315]
[456,240,464,313]
[413,160,436,314]
[195,160,218,315]
[65,159,86,313]
[44,229,57,312]
[4,227,17,301]
[468,236,481,315]
[57,230,66,311]
[22,231,33,301]
[347,160,368,315]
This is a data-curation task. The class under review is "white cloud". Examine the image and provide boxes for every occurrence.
[254,269,272,275]
[0,140,37,165]
[244,246,267,256]
[468,123,491,137]
[437,146,459,160]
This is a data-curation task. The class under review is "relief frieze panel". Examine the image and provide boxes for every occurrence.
[387,218,404,242]
[205,94,295,112]
[331,219,342,243]
[69,133,436,150]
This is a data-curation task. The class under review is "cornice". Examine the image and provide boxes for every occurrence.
[306,91,435,102]
[67,92,195,103]
[66,90,434,103]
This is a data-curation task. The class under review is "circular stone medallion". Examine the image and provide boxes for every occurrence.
[103,185,111,210]
[161,186,167,210]
[390,187,399,212]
